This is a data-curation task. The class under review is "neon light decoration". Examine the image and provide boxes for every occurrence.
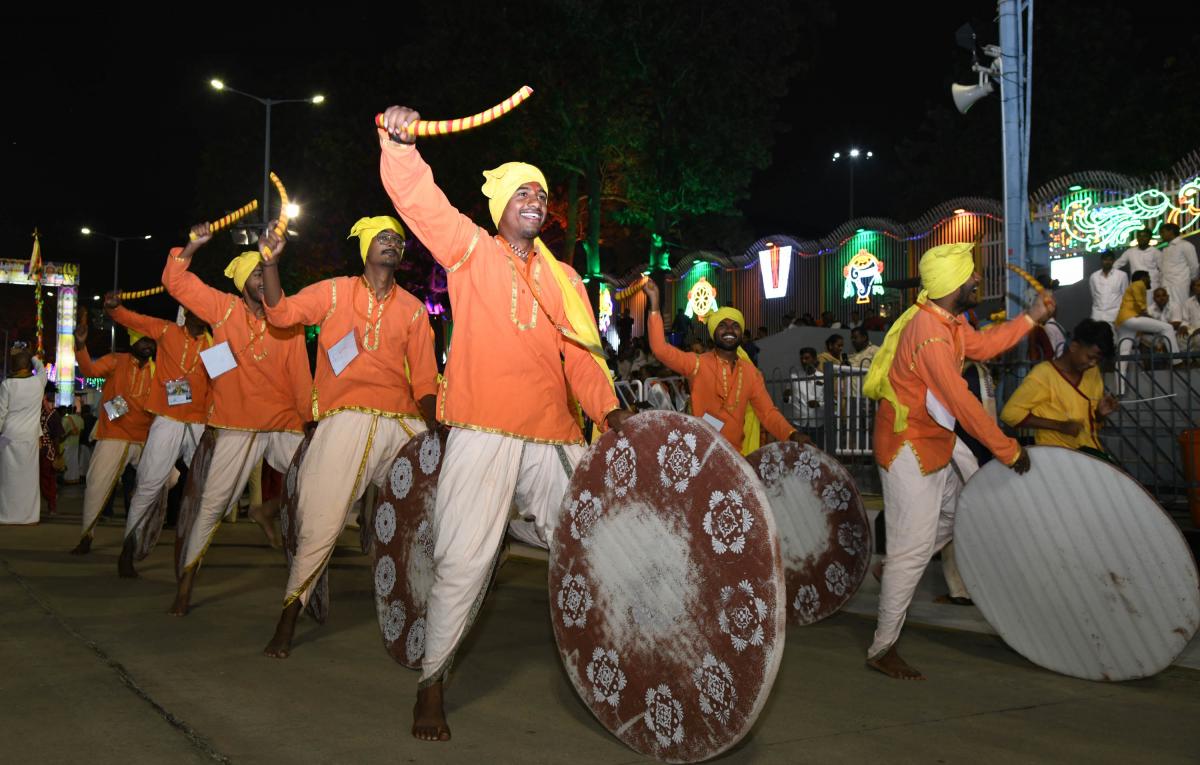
[54,287,77,406]
[758,242,792,299]
[597,283,614,333]
[843,249,885,304]
[685,276,719,320]
[1049,176,1200,253]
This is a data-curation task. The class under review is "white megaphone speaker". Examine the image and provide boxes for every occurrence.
[951,74,994,114]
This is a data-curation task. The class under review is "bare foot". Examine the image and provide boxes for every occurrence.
[866,646,926,680]
[249,498,281,548]
[169,569,195,616]
[263,601,302,658]
[69,536,92,556]
[118,536,139,578]
[412,682,451,742]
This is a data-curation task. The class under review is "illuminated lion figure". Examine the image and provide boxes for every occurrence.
[843,249,885,305]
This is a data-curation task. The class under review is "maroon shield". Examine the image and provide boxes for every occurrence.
[174,428,216,580]
[369,428,446,670]
[550,411,785,763]
[279,430,328,624]
[747,441,870,625]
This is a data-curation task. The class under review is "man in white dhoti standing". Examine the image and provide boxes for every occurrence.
[1089,251,1128,325]
[0,345,49,525]
[1114,229,1161,290]
[1158,223,1199,310]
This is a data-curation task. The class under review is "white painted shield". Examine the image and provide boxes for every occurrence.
[955,446,1200,681]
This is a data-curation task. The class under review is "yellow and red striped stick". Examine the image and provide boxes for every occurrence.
[374,86,534,137]
[261,172,289,261]
[1006,262,1043,293]
[118,286,165,300]
[190,199,259,241]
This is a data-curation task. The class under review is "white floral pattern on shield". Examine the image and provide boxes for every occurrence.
[586,647,627,707]
[693,653,737,725]
[718,580,768,653]
[643,684,685,747]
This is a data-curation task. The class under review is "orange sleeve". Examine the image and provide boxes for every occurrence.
[76,347,118,378]
[962,314,1035,361]
[561,278,621,427]
[405,305,439,401]
[648,312,701,378]
[162,247,235,326]
[265,279,333,329]
[747,368,796,442]
[916,337,1020,464]
[108,306,170,340]
[378,136,483,273]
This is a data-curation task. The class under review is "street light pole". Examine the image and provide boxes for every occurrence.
[81,229,151,351]
[832,148,873,220]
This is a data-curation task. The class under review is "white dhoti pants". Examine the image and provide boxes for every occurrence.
[1117,317,1180,355]
[0,439,40,525]
[181,428,303,572]
[421,428,585,685]
[81,440,143,540]
[123,416,204,545]
[285,411,425,607]
[869,438,978,658]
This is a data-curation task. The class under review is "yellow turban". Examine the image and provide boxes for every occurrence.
[479,162,616,436]
[706,307,745,338]
[224,251,262,293]
[481,162,548,226]
[704,305,762,455]
[864,242,977,432]
[127,329,144,344]
[348,216,405,263]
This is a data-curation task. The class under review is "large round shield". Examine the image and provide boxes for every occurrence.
[550,411,785,763]
[369,428,446,670]
[279,430,328,624]
[956,446,1200,681]
[174,428,216,580]
[748,441,870,625]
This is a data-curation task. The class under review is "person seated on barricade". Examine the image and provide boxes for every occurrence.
[642,280,807,455]
[1000,318,1119,462]
[1116,270,1181,366]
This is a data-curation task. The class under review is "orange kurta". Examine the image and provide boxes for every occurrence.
[75,348,154,443]
[648,312,795,451]
[162,248,312,433]
[875,303,1035,473]
[108,305,212,424]
[264,276,438,421]
[379,139,619,445]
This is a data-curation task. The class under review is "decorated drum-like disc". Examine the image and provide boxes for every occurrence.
[549,411,785,763]
[174,428,216,580]
[748,441,870,625]
[370,428,446,670]
[956,446,1200,681]
[280,430,328,624]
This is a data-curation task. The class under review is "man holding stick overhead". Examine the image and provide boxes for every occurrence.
[105,293,213,578]
[378,105,631,742]
[260,216,439,658]
[862,243,1054,680]
[163,223,311,616]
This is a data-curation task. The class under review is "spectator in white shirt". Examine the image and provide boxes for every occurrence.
[1158,223,1199,309]
[1114,229,1161,289]
[784,347,824,441]
[1089,251,1128,324]
[1147,287,1185,331]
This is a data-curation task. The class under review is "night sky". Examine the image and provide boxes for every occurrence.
[3,3,1197,318]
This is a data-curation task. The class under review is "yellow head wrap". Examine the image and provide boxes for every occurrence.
[127,329,144,344]
[863,242,976,432]
[224,251,262,293]
[704,306,762,455]
[480,162,615,435]
[348,216,405,263]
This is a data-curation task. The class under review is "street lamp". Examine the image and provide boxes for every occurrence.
[832,148,873,220]
[80,228,153,350]
[209,78,324,228]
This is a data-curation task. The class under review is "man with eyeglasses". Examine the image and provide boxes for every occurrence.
[259,216,439,659]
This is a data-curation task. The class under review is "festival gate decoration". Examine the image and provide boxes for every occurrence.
[842,249,884,304]
[757,243,792,299]
[549,411,785,762]
[955,446,1200,681]
[747,441,871,625]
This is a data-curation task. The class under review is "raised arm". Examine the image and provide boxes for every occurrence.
[376,111,482,273]
[73,314,117,378]
[643,280,701,378]
[162,226,238,326]
[107,297,170,341]
[263,278,335,329]
[746,368,798,443]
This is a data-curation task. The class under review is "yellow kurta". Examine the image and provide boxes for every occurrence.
[1000,361,1104,451]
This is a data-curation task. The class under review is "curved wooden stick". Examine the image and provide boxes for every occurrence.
[374,86,533,137]
[189,199,259,241]
[118,286,166,300]
[261,172,289,261]
[1006,262,1043,293]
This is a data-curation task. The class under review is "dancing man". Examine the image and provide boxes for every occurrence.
[862,243,1054,679]
[164,224,312,616]
[378,105,631,741]
[261,216,438,658]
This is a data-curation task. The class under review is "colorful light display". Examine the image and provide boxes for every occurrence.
[685,276,719,319]
[597,283,614,334]
[1050,176,1200,253]
[842,249,885,304]
[54,287,77,406]
[757,243,792,299]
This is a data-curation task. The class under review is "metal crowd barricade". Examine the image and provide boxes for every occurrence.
[615,380,643,410]
[642,376,689,411]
